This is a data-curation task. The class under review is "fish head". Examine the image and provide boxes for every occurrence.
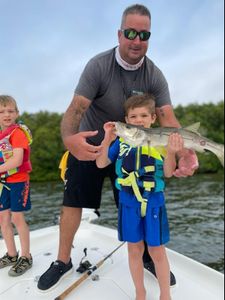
[114,122,146,146]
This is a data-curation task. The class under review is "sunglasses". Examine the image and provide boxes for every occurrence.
[121,28,151,41]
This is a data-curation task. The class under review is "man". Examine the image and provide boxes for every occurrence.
[38,4,198,291]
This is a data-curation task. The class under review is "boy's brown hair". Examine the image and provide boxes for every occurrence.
[124,93,156,116]
[0,95,19,112]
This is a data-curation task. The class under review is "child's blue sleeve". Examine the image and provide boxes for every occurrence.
[108,138,120,163]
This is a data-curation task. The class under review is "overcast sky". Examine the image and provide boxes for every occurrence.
[0,0,224,113]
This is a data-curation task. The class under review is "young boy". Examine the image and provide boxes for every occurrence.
[0,95,33,277]
[96,94,183,300]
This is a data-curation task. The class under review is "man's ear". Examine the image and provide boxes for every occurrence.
[152,113,157,124]
[118,30,122,43]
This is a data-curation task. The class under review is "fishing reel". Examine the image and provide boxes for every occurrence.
[76,260,92,273]
[76,248,92,274]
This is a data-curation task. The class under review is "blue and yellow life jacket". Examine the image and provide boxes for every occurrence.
[114,139,166,217]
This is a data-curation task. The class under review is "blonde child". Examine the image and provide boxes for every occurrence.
[0,95,33,276]
[96,93,183,300]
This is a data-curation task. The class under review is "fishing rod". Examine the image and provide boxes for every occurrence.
[54,241,126,300]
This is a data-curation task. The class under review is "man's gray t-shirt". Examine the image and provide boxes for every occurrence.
[75,47,171,145]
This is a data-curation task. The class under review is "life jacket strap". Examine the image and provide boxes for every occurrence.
[59,151,70,181]
[0,181,10,197]
[117,165,155,217]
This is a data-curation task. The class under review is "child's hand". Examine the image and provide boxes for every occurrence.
[167,133,184,154]
[103,122,116,132]
[102,122,117,144]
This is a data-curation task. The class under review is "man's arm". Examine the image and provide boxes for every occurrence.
[61,94,90,136]
[156,104,199,177]
[156,105,181,128]
[61,94,102,161]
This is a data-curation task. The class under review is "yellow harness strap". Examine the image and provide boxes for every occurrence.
[117,166,155,217]
[18,124,33,145]
[59,151,69,181]
[0,182,10,197]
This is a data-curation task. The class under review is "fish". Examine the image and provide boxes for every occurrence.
[114,122,224,167]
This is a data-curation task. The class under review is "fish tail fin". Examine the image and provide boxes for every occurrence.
[214,144,224,167]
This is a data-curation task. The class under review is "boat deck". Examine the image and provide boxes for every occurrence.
[0,215,224,300]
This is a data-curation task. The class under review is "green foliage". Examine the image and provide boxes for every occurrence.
[20,111,65,181]
[19,102,224,182]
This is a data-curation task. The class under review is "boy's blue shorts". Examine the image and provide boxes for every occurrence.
[118,191,170,247]
[0,181,31,212]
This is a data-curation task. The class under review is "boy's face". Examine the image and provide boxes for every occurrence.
[125,106,156,128]
[0,103,18,129]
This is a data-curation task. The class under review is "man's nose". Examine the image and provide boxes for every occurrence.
[132,35,142,44]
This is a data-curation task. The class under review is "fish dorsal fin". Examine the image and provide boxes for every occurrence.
[184,122,201,133]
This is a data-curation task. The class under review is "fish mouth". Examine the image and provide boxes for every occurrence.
[115,122,143,134]
[115,122,146,146]
[122,123,145,130]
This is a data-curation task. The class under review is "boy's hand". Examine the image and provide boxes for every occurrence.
[167,133,184,154]
[103,122,117,144]
[103,121,116,132]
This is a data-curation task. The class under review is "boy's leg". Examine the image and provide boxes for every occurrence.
[144,200,176,287]
[148,246,171,300]
[9,181,31,259]
[8,181,33,277]
[108,166,176,286]
[9,212,33,277]
[143,240,154,263]
[0,210,17,257]
[118,203,146,299]
[11,212,30,258]
[128,242,146,300]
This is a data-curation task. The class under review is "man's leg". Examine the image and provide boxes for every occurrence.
[37,206,79,291]
[38,155,105,291]
[57,206,82,263]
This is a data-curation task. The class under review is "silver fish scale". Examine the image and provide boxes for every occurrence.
[115,122,224,166]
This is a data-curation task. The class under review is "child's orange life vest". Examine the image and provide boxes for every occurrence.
[0,123,32,179]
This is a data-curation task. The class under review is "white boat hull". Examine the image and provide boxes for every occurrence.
[0,211,224,300]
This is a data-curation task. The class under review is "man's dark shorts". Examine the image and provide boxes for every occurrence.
[63,153,119,209]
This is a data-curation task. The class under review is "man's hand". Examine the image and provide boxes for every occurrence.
[63,131,102,161]
[173,149,199,177]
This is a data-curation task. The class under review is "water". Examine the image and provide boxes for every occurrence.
[2,174,224,273]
